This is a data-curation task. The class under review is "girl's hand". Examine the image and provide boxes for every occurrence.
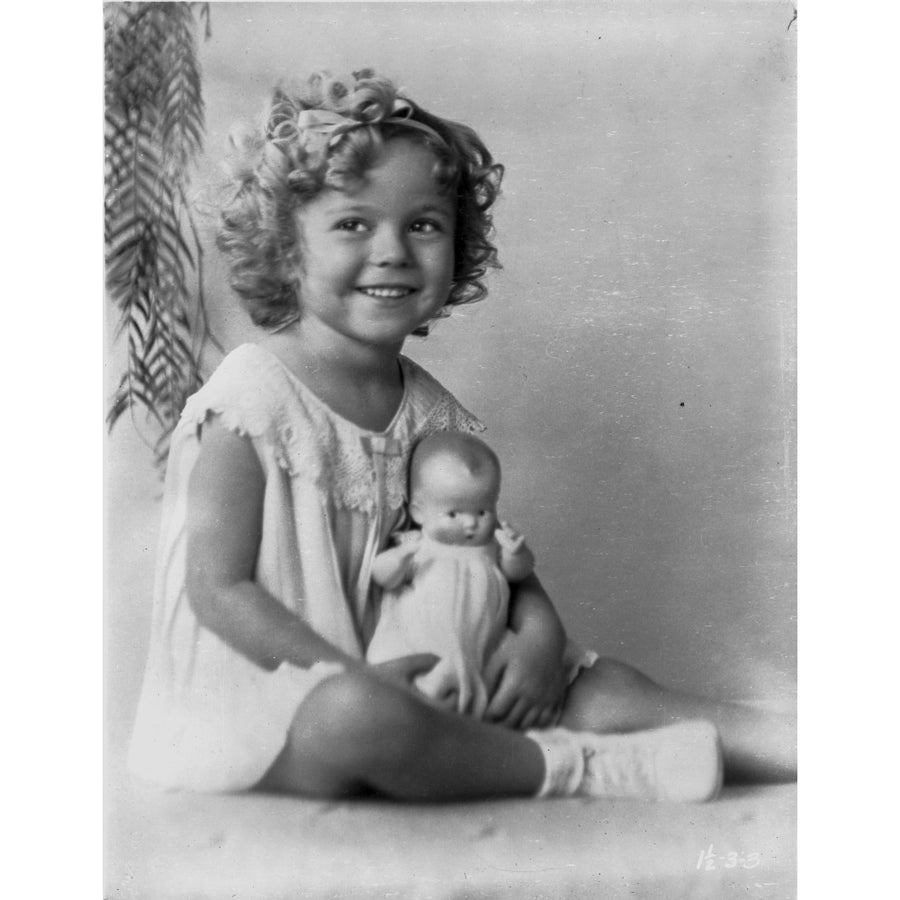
[483,629,567,730]
[369,653,440,691]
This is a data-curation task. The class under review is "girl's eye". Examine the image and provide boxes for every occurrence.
[335,219,367,232]
[410,219,443,235]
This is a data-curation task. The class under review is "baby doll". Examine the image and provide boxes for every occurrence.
[367,432,534,716]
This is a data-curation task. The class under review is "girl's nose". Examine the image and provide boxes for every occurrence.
[371,227,411,267]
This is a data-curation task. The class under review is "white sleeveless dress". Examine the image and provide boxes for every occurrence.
[127,343,484,791]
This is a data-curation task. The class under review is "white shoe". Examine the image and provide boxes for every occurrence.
[579,720,723,802]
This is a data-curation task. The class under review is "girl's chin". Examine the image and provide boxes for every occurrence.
[354,315,433,343]
[352,323,419,347]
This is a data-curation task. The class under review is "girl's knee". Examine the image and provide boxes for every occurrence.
[288,669,429,768]
[261,670,422,797]
[561,657,663,732]
[590,657,659,694]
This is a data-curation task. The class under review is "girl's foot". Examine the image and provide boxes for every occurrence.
[580,721,723,802]
[529,720,723,802]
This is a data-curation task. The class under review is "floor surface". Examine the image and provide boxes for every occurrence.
[106,754,796,900]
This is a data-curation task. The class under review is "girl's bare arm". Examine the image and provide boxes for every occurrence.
[184,418,356,672]
[507,572,566,651]
[484,573,568,728]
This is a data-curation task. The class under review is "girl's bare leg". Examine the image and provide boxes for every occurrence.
[258,668,545,800]
[561,658,796,783]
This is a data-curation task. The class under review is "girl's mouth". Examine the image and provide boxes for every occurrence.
[357,286,416,299]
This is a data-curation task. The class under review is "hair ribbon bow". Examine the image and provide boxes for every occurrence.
[296,99,447,152]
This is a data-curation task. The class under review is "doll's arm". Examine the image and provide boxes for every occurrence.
[495,521,536,583]
[371,533,421,590]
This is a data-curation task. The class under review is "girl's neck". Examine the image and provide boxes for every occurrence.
[261,321,406,432]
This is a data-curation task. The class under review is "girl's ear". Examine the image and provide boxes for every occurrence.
[409,499,424,525]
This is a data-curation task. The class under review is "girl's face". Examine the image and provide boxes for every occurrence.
[411,467,500,547]
[294,139,456,350]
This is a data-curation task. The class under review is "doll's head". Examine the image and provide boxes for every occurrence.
[217,70,504,331]
[408,432,501,546]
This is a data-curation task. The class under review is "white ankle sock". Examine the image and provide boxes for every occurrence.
[525,728,585,798]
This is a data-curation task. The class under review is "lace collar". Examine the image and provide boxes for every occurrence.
[184,344,485,515]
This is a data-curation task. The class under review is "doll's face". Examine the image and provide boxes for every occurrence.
[410,461,499,547]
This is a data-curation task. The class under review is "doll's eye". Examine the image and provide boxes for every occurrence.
[447,511,457,518]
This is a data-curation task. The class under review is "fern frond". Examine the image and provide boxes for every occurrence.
[159,14,205,173]
[105,1,213,472]
[195,3,212,40]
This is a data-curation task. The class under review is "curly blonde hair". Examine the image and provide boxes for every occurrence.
[217,70,504,331]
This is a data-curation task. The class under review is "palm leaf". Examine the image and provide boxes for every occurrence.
[105,2,213,470]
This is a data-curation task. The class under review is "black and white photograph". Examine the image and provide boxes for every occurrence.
[101,1,801,896]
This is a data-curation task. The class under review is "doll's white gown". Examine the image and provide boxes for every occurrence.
[366,533,511,717]
[127,343,484,792]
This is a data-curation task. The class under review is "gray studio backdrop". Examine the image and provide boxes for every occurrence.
[106,1,796,755]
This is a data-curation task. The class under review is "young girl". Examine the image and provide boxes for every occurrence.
[128,69,795,802]
[367,431,538,717]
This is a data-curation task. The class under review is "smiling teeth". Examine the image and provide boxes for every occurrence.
[359,287,414,298]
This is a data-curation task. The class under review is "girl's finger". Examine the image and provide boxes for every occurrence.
[519,706,541,731]
[401,653,440,679]
[483,658,507,697]
[502,697,529,730]
[485,678,516,721]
